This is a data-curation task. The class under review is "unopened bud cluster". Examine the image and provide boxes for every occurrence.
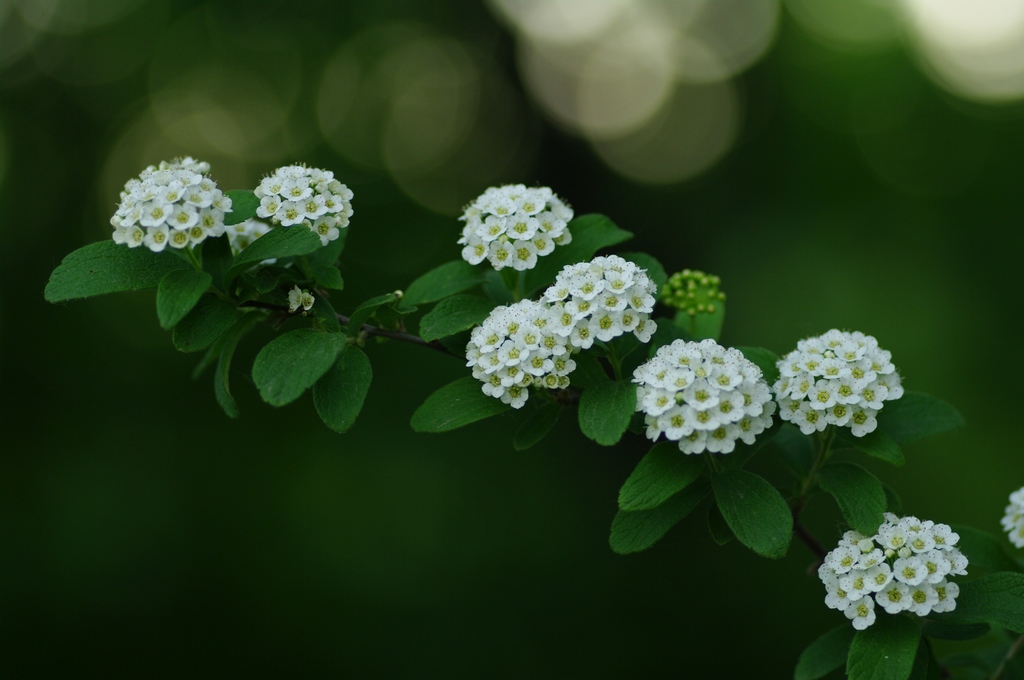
[458,184,573,271]
[1002,485,1024,548]
[819,514,966,630]
[659,269,725,316]
[466,299,575,408]
[255,164,354,246]
[774,329,903,437]
[541,255,657,349]
[111,157,232,252]
[633,339,775,454]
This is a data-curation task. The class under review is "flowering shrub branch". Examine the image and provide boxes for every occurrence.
[45,161,1024,680]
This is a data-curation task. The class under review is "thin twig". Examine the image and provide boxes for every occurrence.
[238,300,457,356]
[992,633,1024,680]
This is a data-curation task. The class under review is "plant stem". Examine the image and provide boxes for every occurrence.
[790,426,837,566]
[237,300,457,357]
[992,633,1024,680]
[184,246,203,272]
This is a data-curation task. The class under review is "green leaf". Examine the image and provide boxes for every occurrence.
[610,479,710,555]
[313,264,344,291]
[172,295,240,352]
[312,346,372,433]
[213,314,260,418]
[251,329,346,406]
[735,346,780,386]
[570,354,610,389]
[242,264,293,294]
[226,226,322,282]
[308,229,348,269]
[347,293,398,334]
[847,614,921,680]
[411,376,510,433]
[620,251,667,289]
[774,424,815,479]
[919,620,990,641]
[311,295,341,333]
[578,380,637,446]
[846,429,905,466]
[403,260,486,308]
[951,525,1023,574]
[201,235,233,291]
[156,269,212,329]
[45,241,192,302]
[795,624,855,680]
[223,190,259,226]
[419,295,495,342]
[877,391,965,444]
[717,419,781,471]
[513,402,561,451]
[706,504,734,545]
[884,485,903,515]
[618,442,704,511]
[712,469,793,559]
[482,269,515,305]
[524,214,634,294]
[817,463,887,535]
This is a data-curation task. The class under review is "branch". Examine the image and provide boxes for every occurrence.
[791,503,828,572]
[992,633,1024,680]
[238,300,457,357]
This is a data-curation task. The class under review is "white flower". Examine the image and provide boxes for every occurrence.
[633,339,775,455]
[844,596,876,630]
[544,255,659,350]
[111,157,231,253]
[1003,485,1024,548]
[819,514,967,629]
[288,286,314,313]
[255,164,353,246]
[774,329,902,438]
[465,299,573,409]
[458,184,573,270]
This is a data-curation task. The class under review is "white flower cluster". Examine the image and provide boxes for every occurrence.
[255,164,353,247]
[465,299,575,409]
[111,157,232,252]
[226,218,272,256]
[288,286,314,313]
[633,339,775,454]
[819,514,967,630]
[1002,485,1024,548]
[774,329,903,437]
[541,255,657,350]
[458,184,573,271]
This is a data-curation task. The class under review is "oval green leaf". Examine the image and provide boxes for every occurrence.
[419,295,495,342]
[618,442,704,511]
[410,376,509,433]
[45,241,192,302]
[251,329,346,407]
[847,614,921,680]
[950,524,1022,574]
[513,402,561,451]
[578,380,637,446]
[712,469,793,559]
[227,226,322,281]
[313,346,372,433]
[735,346,780,386]
[795,624,855,680]
[846,429,905,466]
[403,260,486,308]
[817,462,887,536]
[223,189,259,226]
[524,214,633,294]
[172,295,240,352]
[877,391,965,444]
[156,269,212,329]
[610,479,710,555]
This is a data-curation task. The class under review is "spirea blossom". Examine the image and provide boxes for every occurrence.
[226,218,272,256]
[633,339,775,454]
[288,286,314,313]
[465,299,575,409]
[541,255,658,350]
[110,157,232,252]
[774,329,903,438]
[458,184,573,271]
[255,164,353,247]
[819,514,967,630]
[1002,485,1024,548]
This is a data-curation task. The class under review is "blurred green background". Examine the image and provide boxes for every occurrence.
[4,0,1023,676]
